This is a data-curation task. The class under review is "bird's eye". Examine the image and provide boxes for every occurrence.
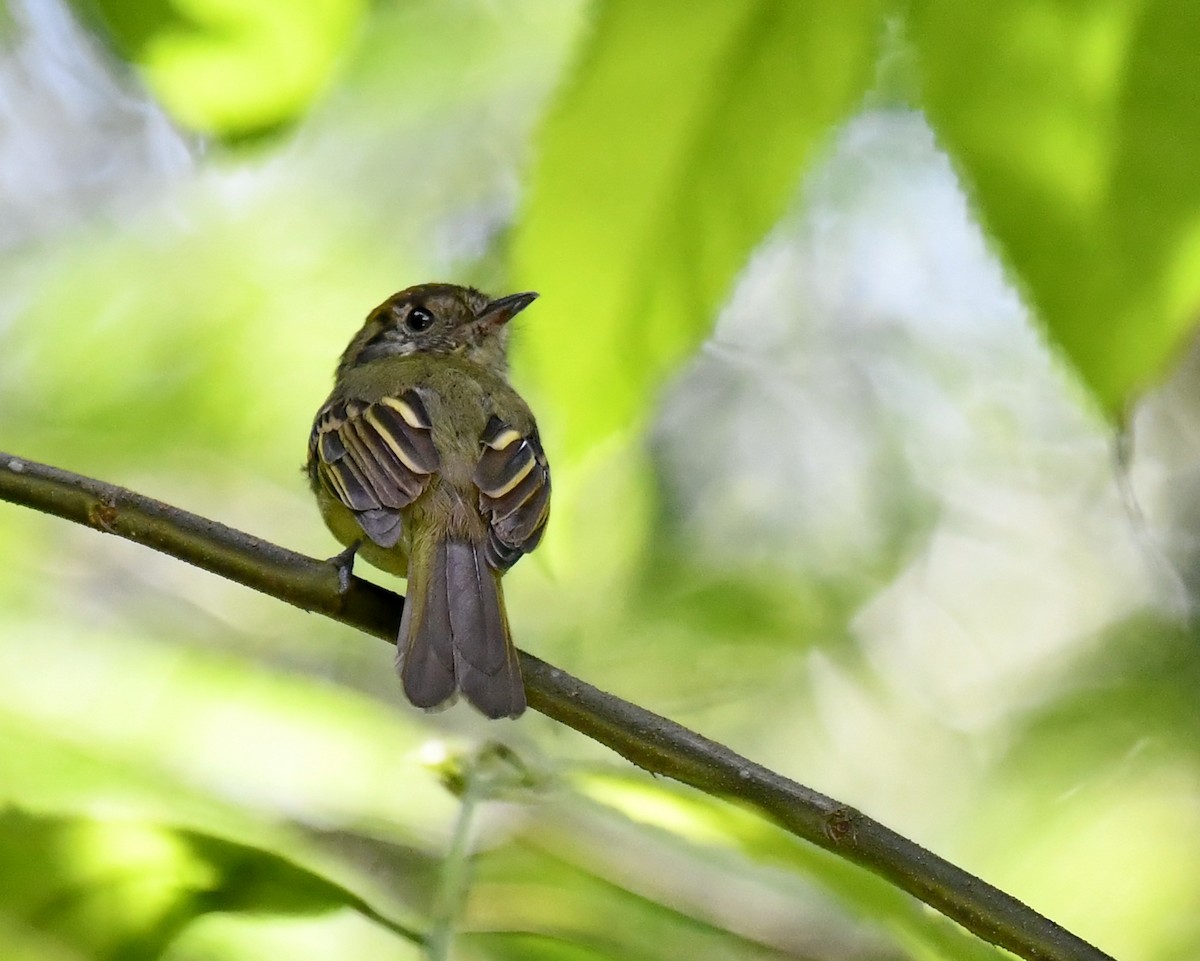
[406,307,435,332]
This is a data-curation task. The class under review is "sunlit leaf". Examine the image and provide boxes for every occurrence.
[0,812,212,961]
[911,0,1200,419]
[0,624,448,955]
[0,626,450,838]
[167,909,422,961]
[512,0,885,455]
[71,0,366,135]
[0,811,423,961]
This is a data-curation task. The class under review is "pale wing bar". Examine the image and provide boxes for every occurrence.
[310,391,440,548]
[474,415,551,570]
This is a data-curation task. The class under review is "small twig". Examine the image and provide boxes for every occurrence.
[426,772,483,961]
[426,791,477,961]
[0,452,1116,961]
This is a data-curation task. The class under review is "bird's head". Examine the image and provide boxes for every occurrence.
[337,283,537,377]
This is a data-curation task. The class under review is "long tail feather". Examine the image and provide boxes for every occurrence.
[397,537,455,709]
[398,536,525,718]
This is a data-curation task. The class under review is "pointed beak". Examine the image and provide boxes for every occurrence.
[478,291,538,327]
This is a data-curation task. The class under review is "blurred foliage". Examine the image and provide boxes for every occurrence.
[0,809,422,961]
[70,0,366,135]
[3,0,1200,960]
[972,618,1200,959]
[910,0,1200,421]
[511,0,886,454]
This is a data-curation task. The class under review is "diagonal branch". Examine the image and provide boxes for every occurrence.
[0,451,1114,961]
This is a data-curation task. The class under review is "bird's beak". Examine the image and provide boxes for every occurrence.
[478,291,538,328]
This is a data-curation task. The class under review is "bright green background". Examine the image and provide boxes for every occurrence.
[2,0,1200,959]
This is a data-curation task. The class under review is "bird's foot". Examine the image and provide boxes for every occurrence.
[327,540,361,595]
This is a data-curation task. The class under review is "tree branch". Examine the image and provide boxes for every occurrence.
[0,452,1114,961]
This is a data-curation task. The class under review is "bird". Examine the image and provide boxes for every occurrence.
[306,283,550,718]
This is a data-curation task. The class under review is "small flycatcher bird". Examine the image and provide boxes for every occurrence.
[307,283,550,718]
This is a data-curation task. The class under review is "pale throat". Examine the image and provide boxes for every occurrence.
[460,337,509,373]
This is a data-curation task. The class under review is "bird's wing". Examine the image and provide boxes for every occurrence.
[309,391,440,548]
[473,415,551,570]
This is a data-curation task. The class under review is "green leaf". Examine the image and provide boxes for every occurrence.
[0,810,422,961]
[0,811,211,961]
[71,0,366,136]
[512,0,885,455]
[0,622,452,958]
[910,0,1200,419]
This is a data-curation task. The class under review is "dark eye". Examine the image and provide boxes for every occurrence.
[406,307,435,332]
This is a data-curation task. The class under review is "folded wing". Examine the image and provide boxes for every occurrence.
[309,391,440,547]
[473,415,551,570]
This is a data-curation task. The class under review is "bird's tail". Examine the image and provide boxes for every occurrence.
[397,535,526,718]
